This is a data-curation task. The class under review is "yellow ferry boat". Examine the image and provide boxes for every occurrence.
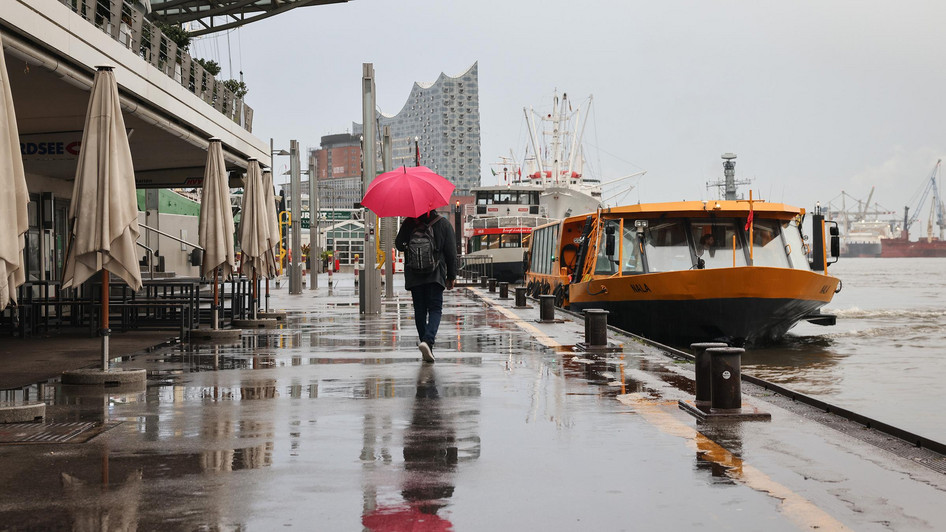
[524,199,841,346]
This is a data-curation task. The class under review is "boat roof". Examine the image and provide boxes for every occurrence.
[471,184,544,192]
[561,200,804,224]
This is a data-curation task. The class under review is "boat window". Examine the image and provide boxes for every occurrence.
[622,223,644,274]
[689,220,748,269]
[530,225,556,275]
[485,234,500,250]
[644,220,693,272]
[501,234,522,248]
[594,220,620,275]
[750,220,790,268]
[781,219,810,270]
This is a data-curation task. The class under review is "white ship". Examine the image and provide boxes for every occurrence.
[462,92,641,282]
[523,92,602,219]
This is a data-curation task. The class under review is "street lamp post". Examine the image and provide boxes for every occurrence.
[308,162,318,291]
[288,139,302,295]
[268,139,290,305]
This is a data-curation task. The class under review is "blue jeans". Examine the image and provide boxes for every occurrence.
[410,283,445,348]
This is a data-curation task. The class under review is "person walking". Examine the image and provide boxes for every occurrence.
[396,209,457,363]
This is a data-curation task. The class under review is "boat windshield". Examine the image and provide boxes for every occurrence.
[622,222,644,274]
[750,220,791,268]
[781,219,811,270]
[689,220,748,269]
[594,220,621,275]
[644,220,694,272]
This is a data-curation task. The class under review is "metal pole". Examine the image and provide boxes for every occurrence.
[309,154,319,290]
[289,139,302,294]
[455,201,462,257]
[361,63,380,314]
[101,269,109,370]
[382,126,393,298]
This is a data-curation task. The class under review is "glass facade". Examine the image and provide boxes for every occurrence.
[354,63,481,196]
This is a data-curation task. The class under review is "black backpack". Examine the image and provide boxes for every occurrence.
[406,218,441,274]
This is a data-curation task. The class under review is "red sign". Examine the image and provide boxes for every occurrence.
[472,227,532,236]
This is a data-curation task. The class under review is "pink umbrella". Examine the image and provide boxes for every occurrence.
[362,166,455,218]
[362,504,453,531]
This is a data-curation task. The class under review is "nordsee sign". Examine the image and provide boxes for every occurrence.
[20,132,83,160]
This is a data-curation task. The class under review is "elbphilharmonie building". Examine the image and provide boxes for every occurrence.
[355,62,481,196]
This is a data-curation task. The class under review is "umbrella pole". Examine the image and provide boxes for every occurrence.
[101,269,110,371]
[252,272,258,320]
[213,267,219,330]
[265,278,270,313]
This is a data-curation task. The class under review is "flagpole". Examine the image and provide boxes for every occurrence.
[748,190,754,265]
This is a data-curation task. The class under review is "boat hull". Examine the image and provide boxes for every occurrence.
[568,267,838,346]
[461,248,526,283]
[880,238,946,258]
[843,241,881,258]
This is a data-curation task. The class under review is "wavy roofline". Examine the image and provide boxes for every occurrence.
[379,61,478,119]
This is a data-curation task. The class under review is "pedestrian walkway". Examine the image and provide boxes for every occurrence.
[0,273,944,530]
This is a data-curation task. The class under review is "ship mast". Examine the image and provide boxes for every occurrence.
[706,153,751,200]
[550,93,564,186]
[524,106,544,185]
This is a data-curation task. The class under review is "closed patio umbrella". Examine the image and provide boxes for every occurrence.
[198,138,236,328]
[237,159,275,318]
[261,168,280,311]
[62,66,142,368]
[0,32,29,310]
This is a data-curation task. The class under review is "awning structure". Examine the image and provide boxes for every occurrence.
[149,0,352,36]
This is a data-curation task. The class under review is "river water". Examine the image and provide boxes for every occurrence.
[743,257,946,443]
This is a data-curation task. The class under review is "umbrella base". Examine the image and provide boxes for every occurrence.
[0,402,46,424]
[232,318,279,329]
[189,327,243,343]
[61,368,147,387]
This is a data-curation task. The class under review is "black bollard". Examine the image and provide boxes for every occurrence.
[499,282,509,299]
[539,295,556,321]
[480,276,488,288]
[709,347,744,410]
[488,278,497,293]
[691,342,730,407]
[584,309,609,347]
[515,286,527,307]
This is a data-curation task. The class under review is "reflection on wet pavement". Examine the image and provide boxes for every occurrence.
[3,287,938,530]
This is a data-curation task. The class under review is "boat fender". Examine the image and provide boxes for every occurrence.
[553,284,565,307]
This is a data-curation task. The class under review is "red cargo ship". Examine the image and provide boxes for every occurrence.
[880,235,946,257]
[880,160,946,257]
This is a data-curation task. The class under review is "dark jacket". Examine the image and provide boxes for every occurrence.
[395,212,457,290]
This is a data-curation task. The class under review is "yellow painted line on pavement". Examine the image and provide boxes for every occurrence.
[475,288,850,530]
[472,288,561,348]
[618,394,852,532]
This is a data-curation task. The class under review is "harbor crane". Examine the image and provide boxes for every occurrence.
[900,160,946,240]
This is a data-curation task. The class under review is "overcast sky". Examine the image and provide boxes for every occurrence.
[190,0,946,217]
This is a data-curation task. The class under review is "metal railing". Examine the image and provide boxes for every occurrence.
[458,255,493,284]
[58,0,254,132]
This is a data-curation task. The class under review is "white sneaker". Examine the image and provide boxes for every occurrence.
[418,341,435,363]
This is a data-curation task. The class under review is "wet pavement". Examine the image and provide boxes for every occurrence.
[1,274,945,530]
